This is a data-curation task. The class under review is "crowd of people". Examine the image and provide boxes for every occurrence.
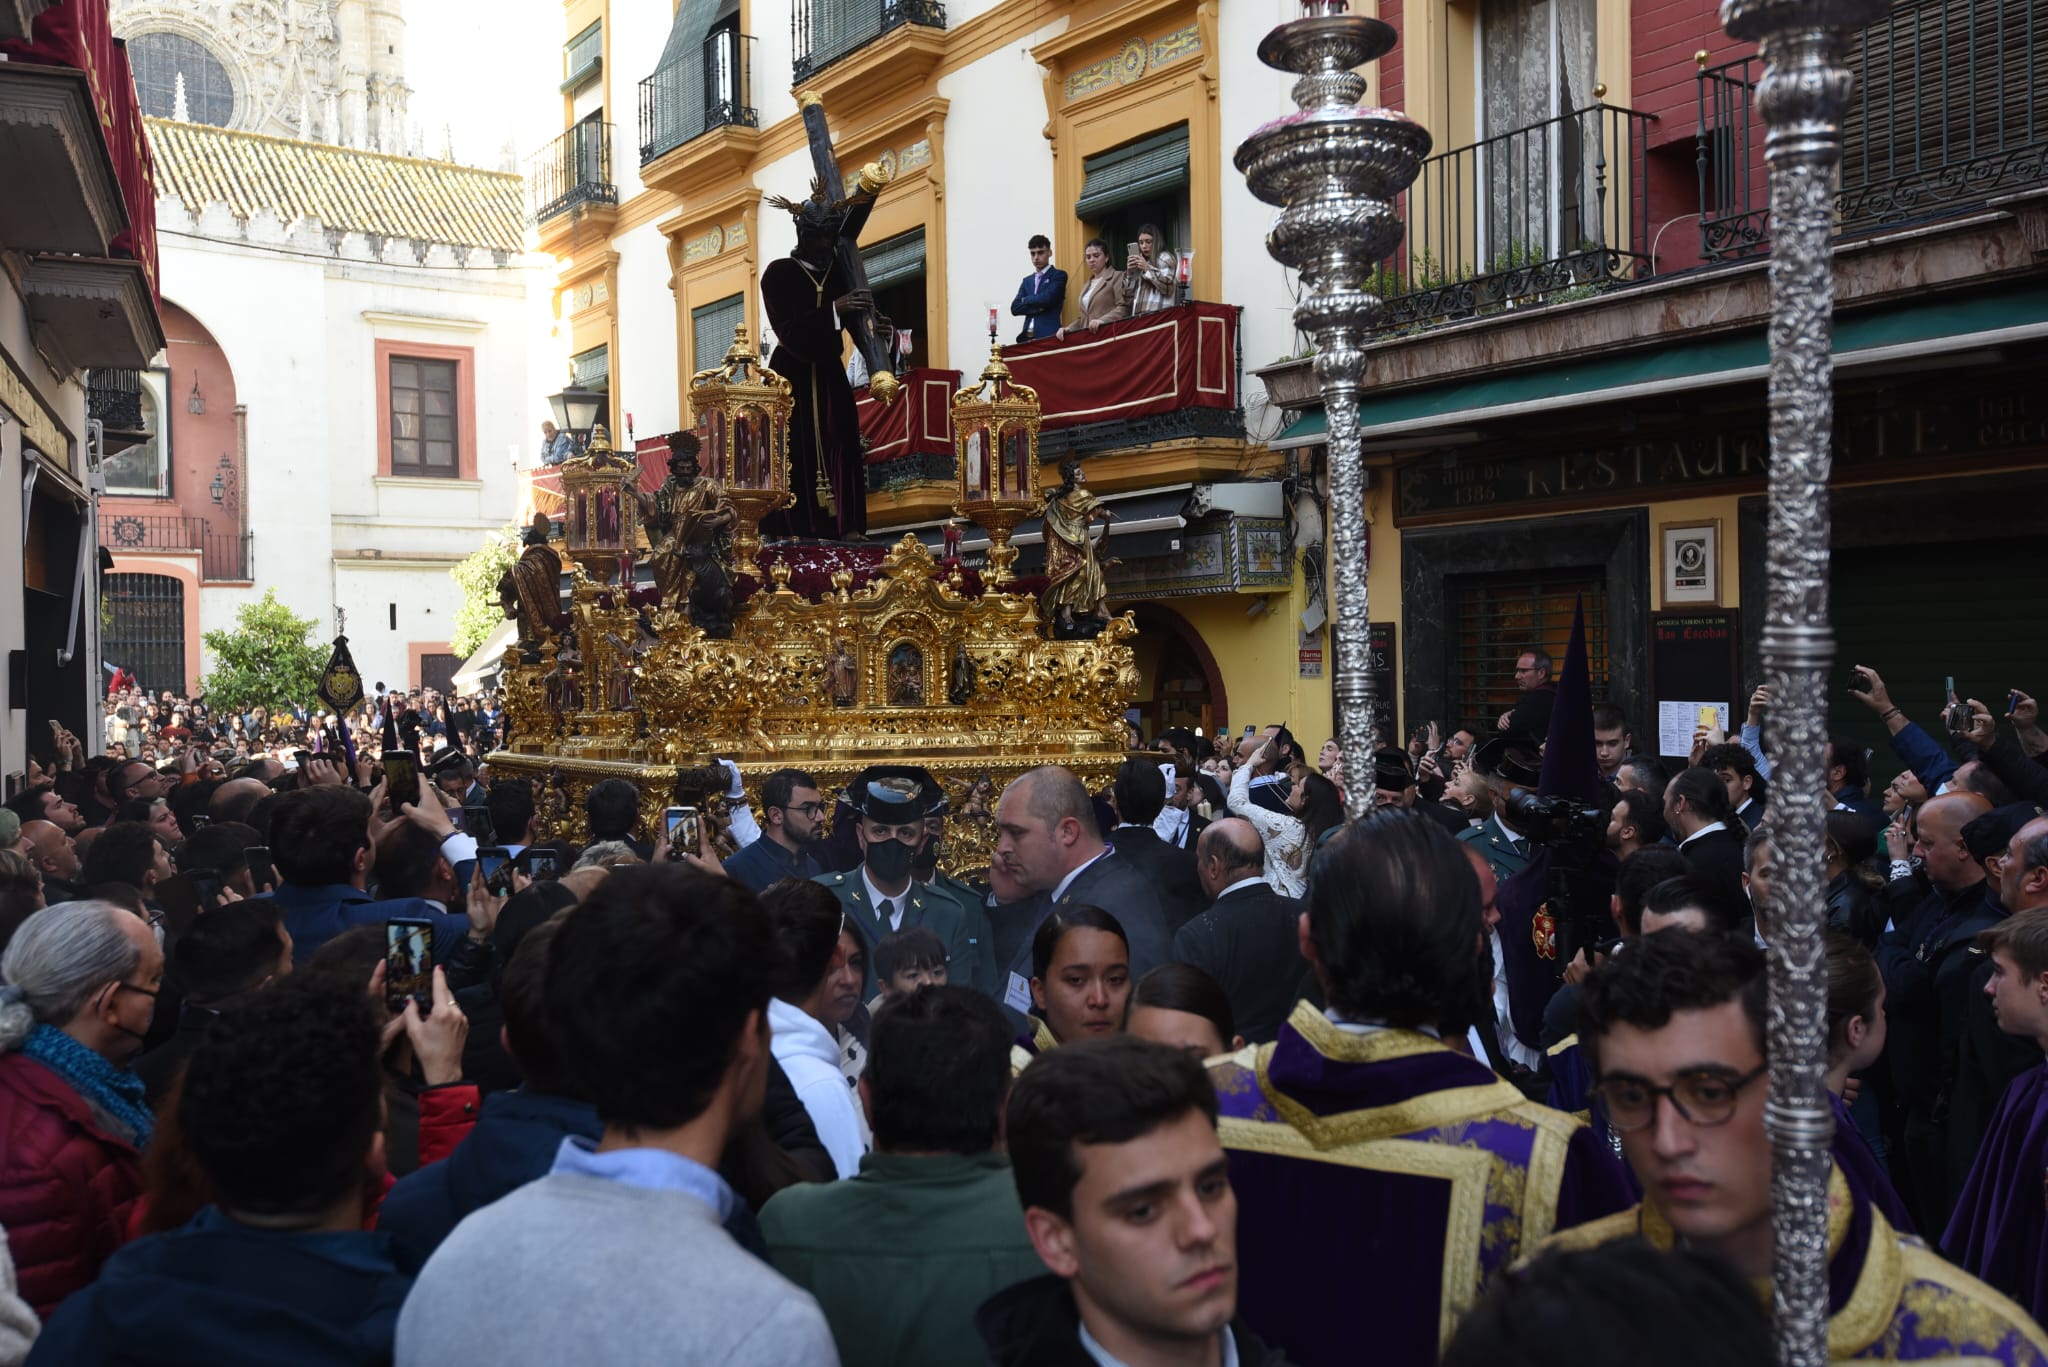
[1,647,2047,1364]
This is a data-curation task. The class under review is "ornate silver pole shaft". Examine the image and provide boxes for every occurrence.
[1717,0,1882,1360]
[1238,2,1429,822]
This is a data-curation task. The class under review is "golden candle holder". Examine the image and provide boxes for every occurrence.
[952,339,1042,586]
[688,325,795,580]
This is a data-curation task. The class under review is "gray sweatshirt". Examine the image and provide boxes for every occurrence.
[395,1172,839,1366]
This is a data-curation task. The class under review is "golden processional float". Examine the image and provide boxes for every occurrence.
[488,328,1138,875]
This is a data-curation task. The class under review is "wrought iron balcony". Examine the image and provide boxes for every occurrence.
[86,367,146,451]
[1698,0,2048,261]
[792,0,946,84]
[526,121,618,225]
[1369,103,1655,333]
[640,32,758,165]
[100,513,251,581]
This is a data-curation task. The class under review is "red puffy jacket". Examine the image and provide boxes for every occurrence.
[0,1051,145,1318]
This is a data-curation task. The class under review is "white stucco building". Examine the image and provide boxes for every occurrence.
[99,0,539,695]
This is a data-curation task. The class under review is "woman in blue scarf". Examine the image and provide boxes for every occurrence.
[0,899,162,1317]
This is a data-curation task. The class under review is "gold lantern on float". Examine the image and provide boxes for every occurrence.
[952,339,1042,586]
[558,424,642,582]
[688,325,793,580]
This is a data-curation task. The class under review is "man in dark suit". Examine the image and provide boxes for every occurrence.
[1009,234,1068,342]
[1151,765,1211,852]
[1371,748,1467,837]
[1105,758,1205,933]
[1172,818,1305,1043]
[1496,647,1557,738]
[992,766,1171,1027]
[1663,764,1751,929]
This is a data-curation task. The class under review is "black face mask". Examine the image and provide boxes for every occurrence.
[865,836,917,883]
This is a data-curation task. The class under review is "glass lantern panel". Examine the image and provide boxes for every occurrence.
[965,423,993,500]
[570,492,591,548]
[592,487,624,548]
[733,406,772,490]
[1002,425,1033,498]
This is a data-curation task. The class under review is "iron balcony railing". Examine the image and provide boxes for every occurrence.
[101,514,251,581]
[1369,103,1655,333]
[640,32,758,164]
[1698,0,2048,261]
[792,0,946,84]
[526,121,618,225]
[86,368,144,434]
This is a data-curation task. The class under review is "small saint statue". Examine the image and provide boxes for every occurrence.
[1038,458,1115,635]
[640,433,738,638]
[948,643,976,705]
[498,513,563,657]
[828,640,858,707]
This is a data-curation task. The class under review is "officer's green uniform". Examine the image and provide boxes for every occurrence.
[916,869,998,997]
[815,869,972,998]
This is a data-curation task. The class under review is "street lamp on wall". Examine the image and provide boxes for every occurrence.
[547,385,606,452]
[187,374,205,415]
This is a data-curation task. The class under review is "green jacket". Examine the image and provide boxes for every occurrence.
[917,870,999,997]
[759,1152,1043,1367]
[814,869,971,997]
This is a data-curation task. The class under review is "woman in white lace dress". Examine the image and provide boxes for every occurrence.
[1227,747,1339,897]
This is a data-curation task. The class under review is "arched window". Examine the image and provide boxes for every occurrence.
[127,32,235,126]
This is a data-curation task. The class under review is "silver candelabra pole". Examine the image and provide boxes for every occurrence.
[1238,1,1429,822]
[1718,0,1883,1359]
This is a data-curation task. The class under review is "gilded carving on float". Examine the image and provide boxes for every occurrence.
[492,344,1136,875]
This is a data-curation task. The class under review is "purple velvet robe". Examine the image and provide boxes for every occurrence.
[1944,1059,2048,1323]
[1547,1167,2048,1363]
[1211,1003,1634,1367]
[761,254,865,542]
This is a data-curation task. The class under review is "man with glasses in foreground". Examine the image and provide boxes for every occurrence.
[1544,928,2047,1362]
[722,767,828,892]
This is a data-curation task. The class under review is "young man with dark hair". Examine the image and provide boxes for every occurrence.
[1591,704,1633,784]
[724,766,825,892]
[132,898,293,1104]
[1606,788,1666,861]
[77,820,170,902]
[1944,901,2048,1318]
[29,981,414,1363]
[1210,814,1628,1363]
[1010,233,1067,342]
[980,1035,1286,1366]
[173,820,263,898]
[763,986,1041,1366]
[1663,766,1750,930]
[581,777,647,856]
[1107,756,1205,933]
[1699,740,1768,827]
[258,786,466,963]
[483,777,538,855]
[395,865,834,1364]
[1543,929,2047,1360]
[1638,874,1745,937]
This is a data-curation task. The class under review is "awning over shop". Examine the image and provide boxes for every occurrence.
[1347,283,2048,439]
[861,228,926,292]
[1270,409,1326,450]
[451,619,519,693]
[1076,125,1189,220]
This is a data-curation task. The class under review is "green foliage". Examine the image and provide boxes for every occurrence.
[199,589,325,713]
[451,524,520,659]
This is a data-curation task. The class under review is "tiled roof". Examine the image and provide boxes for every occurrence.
[143,117,525,255]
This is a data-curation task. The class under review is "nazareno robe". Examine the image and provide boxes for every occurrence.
[1547,1165,2048,1364]
[761,253,866,542]
[1944,1058,2048,1322]
[1210,1003,1634,1367]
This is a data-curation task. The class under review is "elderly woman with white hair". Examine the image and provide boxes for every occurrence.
[0,900,161,1318]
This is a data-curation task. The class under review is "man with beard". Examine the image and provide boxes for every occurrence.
[814,772,970,996]
[723,769,828,893]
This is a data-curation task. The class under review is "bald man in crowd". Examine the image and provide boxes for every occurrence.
[1171,818,1304,1042]
[1876,790,1999,1232]
[992,766,1172,1025]
[20,820,82,903]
